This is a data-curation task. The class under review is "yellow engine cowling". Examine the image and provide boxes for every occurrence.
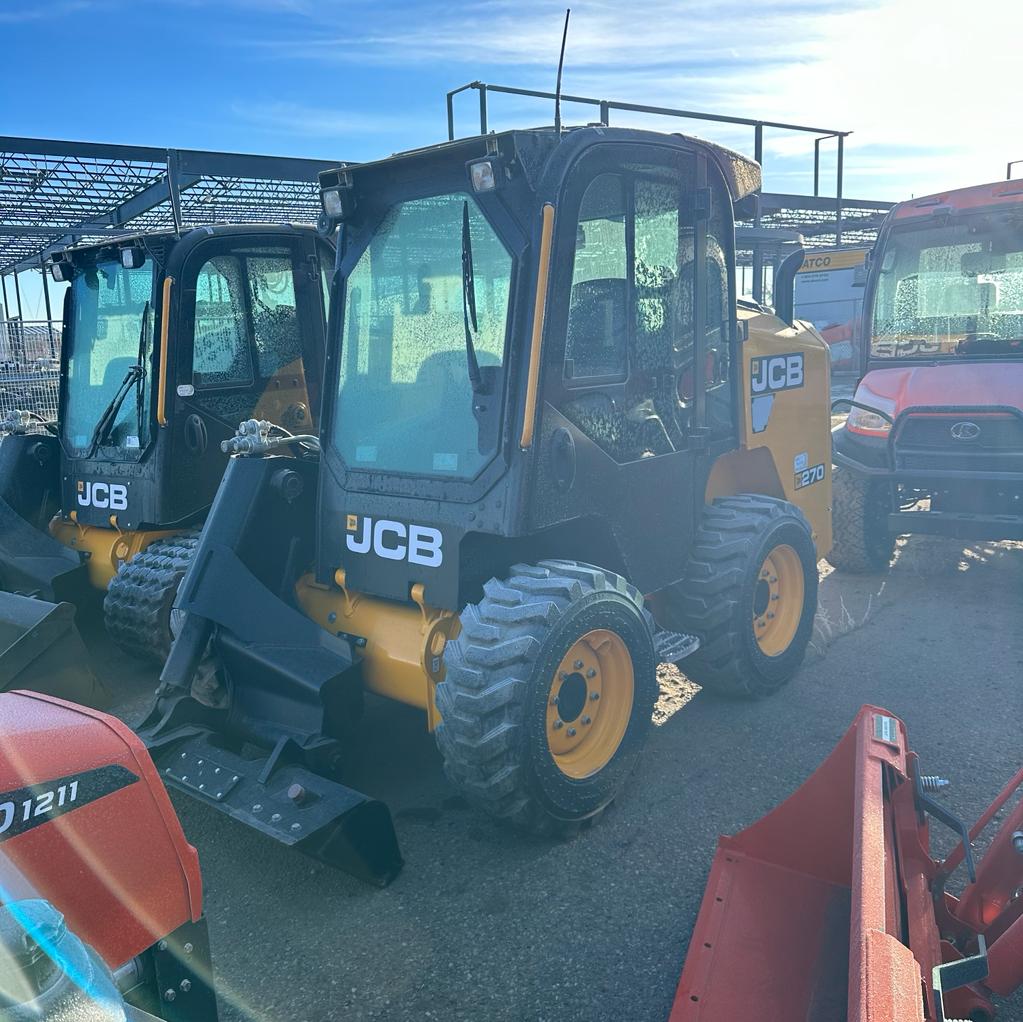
[706,307,833,558]
[49,515,178,591]
[295,570,459,730]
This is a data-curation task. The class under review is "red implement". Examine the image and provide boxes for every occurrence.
[670,705,1023,1021]
[0,689,203,969]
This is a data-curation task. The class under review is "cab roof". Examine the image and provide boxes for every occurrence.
[320,126,763,203]
[891,178,1023,221]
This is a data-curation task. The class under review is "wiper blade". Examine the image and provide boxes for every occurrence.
[460,201,484,394]
[86,302,149,457]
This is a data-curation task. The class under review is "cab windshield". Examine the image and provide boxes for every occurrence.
[62,257,155,460]
[871,215,1023,359]
[333,192,512,478]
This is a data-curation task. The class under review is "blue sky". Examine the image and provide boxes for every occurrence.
[3,0,1021,315]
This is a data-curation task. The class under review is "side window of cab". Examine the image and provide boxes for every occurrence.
[557,152,704,463]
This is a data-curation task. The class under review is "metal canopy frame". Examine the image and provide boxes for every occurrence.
[445,81,893,297]
[0,137,341,322]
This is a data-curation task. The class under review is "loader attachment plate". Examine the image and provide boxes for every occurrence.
[0,592,105,706]
[153,732,403,887]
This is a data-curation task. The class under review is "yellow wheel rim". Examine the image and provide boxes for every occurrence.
[545,629,634,780]
[752,544,805,657]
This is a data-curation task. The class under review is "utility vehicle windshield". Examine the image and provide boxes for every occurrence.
[871,214,1023,359]
[333,192,512,478]
[62,256,155,460]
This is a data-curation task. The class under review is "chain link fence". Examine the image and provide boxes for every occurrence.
[0,320,61,436]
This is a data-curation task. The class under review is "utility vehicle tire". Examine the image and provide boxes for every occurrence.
[104,532,198,663]
[435,561,657,836]
[826,469,895,574]
[672,495,818,699]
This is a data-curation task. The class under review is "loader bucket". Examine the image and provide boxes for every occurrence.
[670,705,1002,1022]
[0,592,106,706]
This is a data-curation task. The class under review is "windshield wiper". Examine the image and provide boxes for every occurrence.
[460,201,485,394]
[86,301,149,457]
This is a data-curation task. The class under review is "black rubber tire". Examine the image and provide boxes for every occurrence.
[826,469,895,574]
[103,532,199,663]
[671,495,818,699]
[434,560,657,835]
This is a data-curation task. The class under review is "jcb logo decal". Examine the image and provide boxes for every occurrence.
[77,481,128,510]
[750,353,804,394]
[345,515,443,567]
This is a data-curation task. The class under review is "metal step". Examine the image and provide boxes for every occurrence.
[654,628,701,664]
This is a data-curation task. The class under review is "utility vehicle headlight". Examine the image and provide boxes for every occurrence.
[846,385,896,436]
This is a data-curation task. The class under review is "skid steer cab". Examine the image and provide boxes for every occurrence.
[672,705,1023,1021]
[141,124,833,884]
[828,179,1023,572]
[0,689,218,1021]
[0,224,331,674]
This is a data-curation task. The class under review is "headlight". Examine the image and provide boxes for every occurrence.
[120,246,145,270]
[322,187,345,218]
[469,158,499,193]
[50,259,74,283]
[846,385,897,436]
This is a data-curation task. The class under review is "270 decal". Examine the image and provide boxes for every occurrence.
[794,463,826,490]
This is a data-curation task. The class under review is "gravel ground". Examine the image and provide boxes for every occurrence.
[92,534,1023,1022]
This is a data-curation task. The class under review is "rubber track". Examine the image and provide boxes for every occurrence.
[103,532,199,663]
[435,560,646,835]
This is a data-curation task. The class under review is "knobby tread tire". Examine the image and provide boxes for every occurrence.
[826,469,895,574]
[104,532,199,663]
[434,560,654,836]
[671,495,817,699]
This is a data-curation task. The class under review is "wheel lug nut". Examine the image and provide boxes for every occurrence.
[567,727,577,737]
[770,594,779,601]
[769,576,778,583]
[767,612,775,620]
[550,695,559,706]
[586,668,596,678]
[589,691,600,701]
[757,620,766,628]
[560,672,570,681]
[573,660,584,670]
[582,716,591,726]
[553,719,564,730]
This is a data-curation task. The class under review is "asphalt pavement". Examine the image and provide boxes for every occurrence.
[94,534,1023,1022]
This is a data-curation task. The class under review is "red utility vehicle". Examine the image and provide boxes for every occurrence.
[829,179,1023,571]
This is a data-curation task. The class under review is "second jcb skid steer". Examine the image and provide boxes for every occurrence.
[0,224,330,698]
[140,120,834,884]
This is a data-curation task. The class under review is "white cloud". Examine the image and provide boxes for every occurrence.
[230,0,1023,200]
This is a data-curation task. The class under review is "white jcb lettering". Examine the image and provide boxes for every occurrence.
[749,353,805,395]
[408,525,443,567]
[77,481,128,510]
[373,520,407,561]
[345,516,444,566]
[346,517,372,554]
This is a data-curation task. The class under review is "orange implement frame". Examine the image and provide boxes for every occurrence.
[671,705,1023,1022]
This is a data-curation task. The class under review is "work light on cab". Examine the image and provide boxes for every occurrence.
[49,257,74,282]
[468,157,501,193]
[119,245,145,269]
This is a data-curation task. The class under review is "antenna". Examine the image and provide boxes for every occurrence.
[554,8,571,135]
